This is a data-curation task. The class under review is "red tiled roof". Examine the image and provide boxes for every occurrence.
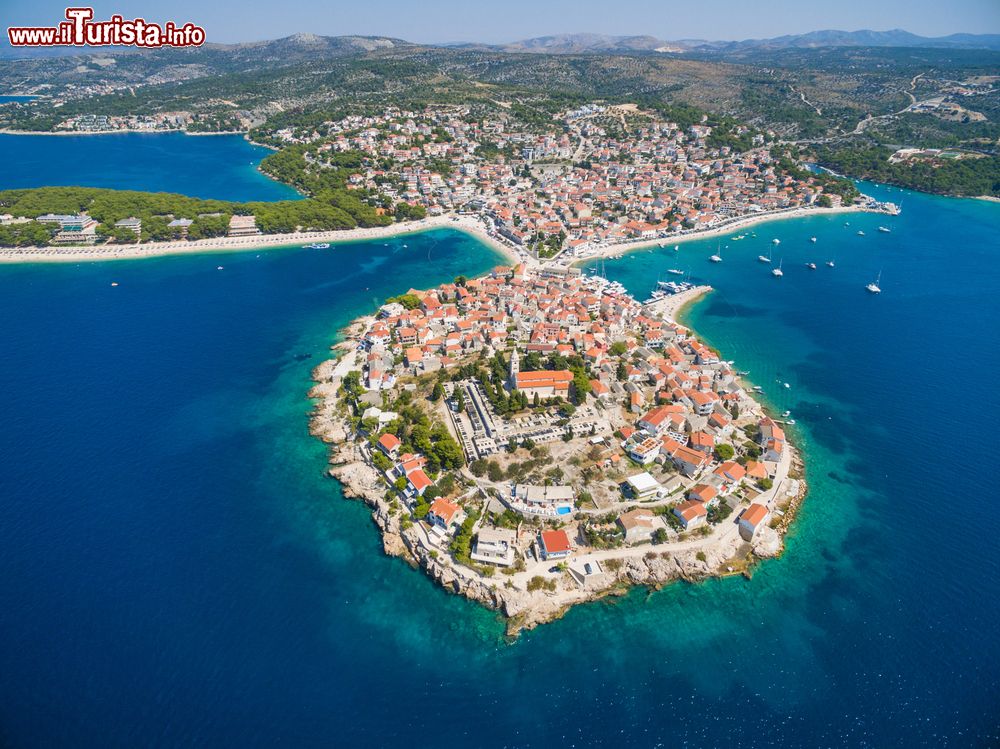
[540,529,571,554]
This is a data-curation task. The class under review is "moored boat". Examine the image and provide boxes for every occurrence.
[866,270,882,294]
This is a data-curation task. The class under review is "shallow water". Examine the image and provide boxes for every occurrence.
[0,182,998,746]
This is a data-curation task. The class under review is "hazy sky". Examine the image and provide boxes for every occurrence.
[3,0,999,45]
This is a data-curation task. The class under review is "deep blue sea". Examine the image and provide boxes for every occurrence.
[0,132,299,201]
[1,184,998,747]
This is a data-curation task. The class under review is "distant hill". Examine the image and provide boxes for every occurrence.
[704,29,1000,52]
[494,34,686,54]
[494,29,1000,54]
[4,29,998,61]
[0,33,411,61]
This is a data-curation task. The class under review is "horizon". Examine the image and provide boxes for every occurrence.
[2,0,999,46]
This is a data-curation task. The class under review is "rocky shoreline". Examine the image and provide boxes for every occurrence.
[307,312,809,636]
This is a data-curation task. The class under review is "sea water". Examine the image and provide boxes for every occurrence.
[0,185,998,746]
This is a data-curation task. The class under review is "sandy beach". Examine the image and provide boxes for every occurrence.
[0,202,875,266]
[566,204,866,264]
[0,213,523,266]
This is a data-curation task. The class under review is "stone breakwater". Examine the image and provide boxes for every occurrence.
[306,314,808,635]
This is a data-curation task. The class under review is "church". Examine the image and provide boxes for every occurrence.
[507,348,574,399]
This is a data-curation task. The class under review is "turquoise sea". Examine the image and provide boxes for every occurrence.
[0,183,998,746]
[0,132,299,201]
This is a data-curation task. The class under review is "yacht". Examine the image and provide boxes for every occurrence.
[857,230,866,236]
[806,262,817,270]
[826,260,835,268]
[657,280,694,294]
[709,244,722,263]
[772,238,781,245]
[810,237,817,243]
[758,249,772,263]
[866,270,882,294]
[771,259,784,277]
[667,268,684,275]
[878,226,891,233]
[781,410,791,418]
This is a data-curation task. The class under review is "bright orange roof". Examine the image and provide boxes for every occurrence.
[540,529,571,554]
[741,504,769,526]
[378,433,400,451]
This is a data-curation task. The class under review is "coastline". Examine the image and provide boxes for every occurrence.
[0,214,523,266]
[308,271,805,635]
[0,128,234,137]
[568,204,866,265]
[0,203,867,267]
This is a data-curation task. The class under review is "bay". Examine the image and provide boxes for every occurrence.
[0,182,998,746]
[0,131,299,201]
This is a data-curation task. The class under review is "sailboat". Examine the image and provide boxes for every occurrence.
[709,243,722,263]
[866,270,882,294]
[758,247,772,263]
[772,258,784,277]
[878,226,891,233]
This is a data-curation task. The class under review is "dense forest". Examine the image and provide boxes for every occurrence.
[812,145,1000,197]
[0,176,423,247]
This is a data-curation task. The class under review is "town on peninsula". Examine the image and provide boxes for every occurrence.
[309,258,806,633]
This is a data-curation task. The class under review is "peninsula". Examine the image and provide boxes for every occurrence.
[309,260,805,634]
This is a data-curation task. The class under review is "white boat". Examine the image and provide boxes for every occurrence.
[674,244,680,251]
[806,262,817,270]
[772,238,780,245]
[783,382,791,389]
[752,386,764,393]
[757,249,772,263]
[781,410,791,418]
[709,244,722,263]
[810,237,817,243]
[771,259,783,277]
[304,242,330,249]
[786,419,796,425]
[667,268,684,275]
[826,260,835,268]
[857,230,865,236]
[866,270,882,294]
[217,266,224,271]
[878,226,891,233]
